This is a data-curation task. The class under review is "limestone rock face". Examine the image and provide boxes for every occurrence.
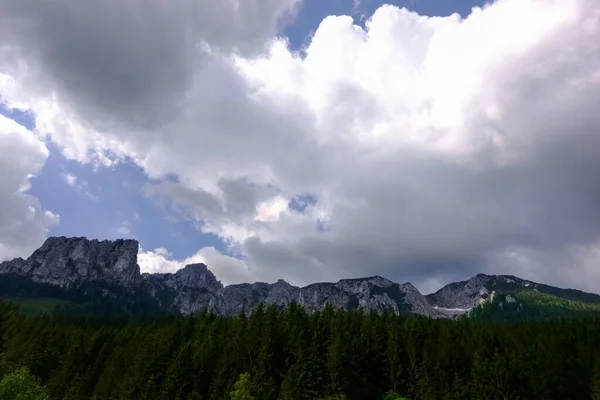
[427,273,600,318]
[0,236,140,288]
[425,273,541,311]
[218,280,300,316]
[141,264,223,314]
[426,274,495,311]
[1,236,522,319]
[213,276,445,318]
[141,272,445,317]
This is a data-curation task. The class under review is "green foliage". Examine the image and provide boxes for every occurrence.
[0,299,599,399]
[591,360,600,400]
[230,372,255,400]
[469,289,600,322]
[0,273,168,322]
[382,390,408,400]
[0,366,50,400]
[517,289,600,311]
[0,297,72,316]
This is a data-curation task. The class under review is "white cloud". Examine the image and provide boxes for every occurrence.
[255,196,290,222]
[60,171,99,200]
[1,0,600,292]
[116,220,132,236]
[153,247,171,257]
[0,112,59,260]
[138,246,252,285]
[116,226,130,236]
[61,173,77,187]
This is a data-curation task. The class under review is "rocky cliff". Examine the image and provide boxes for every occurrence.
[0,236,446,317]
[6,237,596,319]
[426,273,600,318]
[0,236,140,288]
[141,263,224,314]
[142,265,445,317]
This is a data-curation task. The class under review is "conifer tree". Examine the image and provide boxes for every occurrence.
[591,358,600,400]
[0,366,50,400]
[231,373,255,400]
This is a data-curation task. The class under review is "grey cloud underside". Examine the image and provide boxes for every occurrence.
[0,0,300,131]
[144,178,281,224]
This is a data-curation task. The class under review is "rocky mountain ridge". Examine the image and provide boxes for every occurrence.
[427,273,600,309]
[0,236,140,288]
[1,237,598,318]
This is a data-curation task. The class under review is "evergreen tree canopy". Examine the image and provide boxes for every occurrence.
[0,299,599,399]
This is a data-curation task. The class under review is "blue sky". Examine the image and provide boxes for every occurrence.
[284,0,488,49]
[0,0,487,261]
[0,103,225,259]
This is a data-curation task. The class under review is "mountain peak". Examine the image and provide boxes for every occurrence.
[1,236,140,288]
[174,263,223,291]
[6,237,600,320]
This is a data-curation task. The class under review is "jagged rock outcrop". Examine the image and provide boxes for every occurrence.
[0,236,448,317]
[295,277,446,317]
[142,269,445,317]
[426,273,497,311]
[0,236,140,288]
[0,236,450,317]
[219,279,300,316]
[141,263,224,314]
[15,237,600,320]
[425,273,546,312]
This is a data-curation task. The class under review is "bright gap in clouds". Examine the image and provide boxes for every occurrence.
[283,0,490,51]
[0,0,600,293]
[0,102,228,261]
[26,142,230,260]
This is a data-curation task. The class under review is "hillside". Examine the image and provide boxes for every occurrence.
[469,289,600,322]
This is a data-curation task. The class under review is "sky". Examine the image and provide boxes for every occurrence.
[0,0,599,294]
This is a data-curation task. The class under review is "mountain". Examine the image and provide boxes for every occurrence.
[143,267,446,317]
[1,236,599,321]
[427,273,600,320]
[467,289,600,322]
[0,236,140,288]
[0,236,444,318]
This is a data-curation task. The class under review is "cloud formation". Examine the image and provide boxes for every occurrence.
[1,0,600,293]
[0,113,59,260]
[138,246,252,286]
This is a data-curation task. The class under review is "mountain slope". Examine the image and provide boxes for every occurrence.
[0,236,140,288]
[468,289,600,322]
[2,236,600,320]
[0,237,443,318]
[427,273,600,319]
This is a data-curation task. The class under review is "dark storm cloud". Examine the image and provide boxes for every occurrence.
[0,0,300,130]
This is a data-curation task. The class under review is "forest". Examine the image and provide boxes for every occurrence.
[1,300,600,400]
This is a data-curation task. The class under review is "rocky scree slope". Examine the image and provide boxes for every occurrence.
[0,237,446,317]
